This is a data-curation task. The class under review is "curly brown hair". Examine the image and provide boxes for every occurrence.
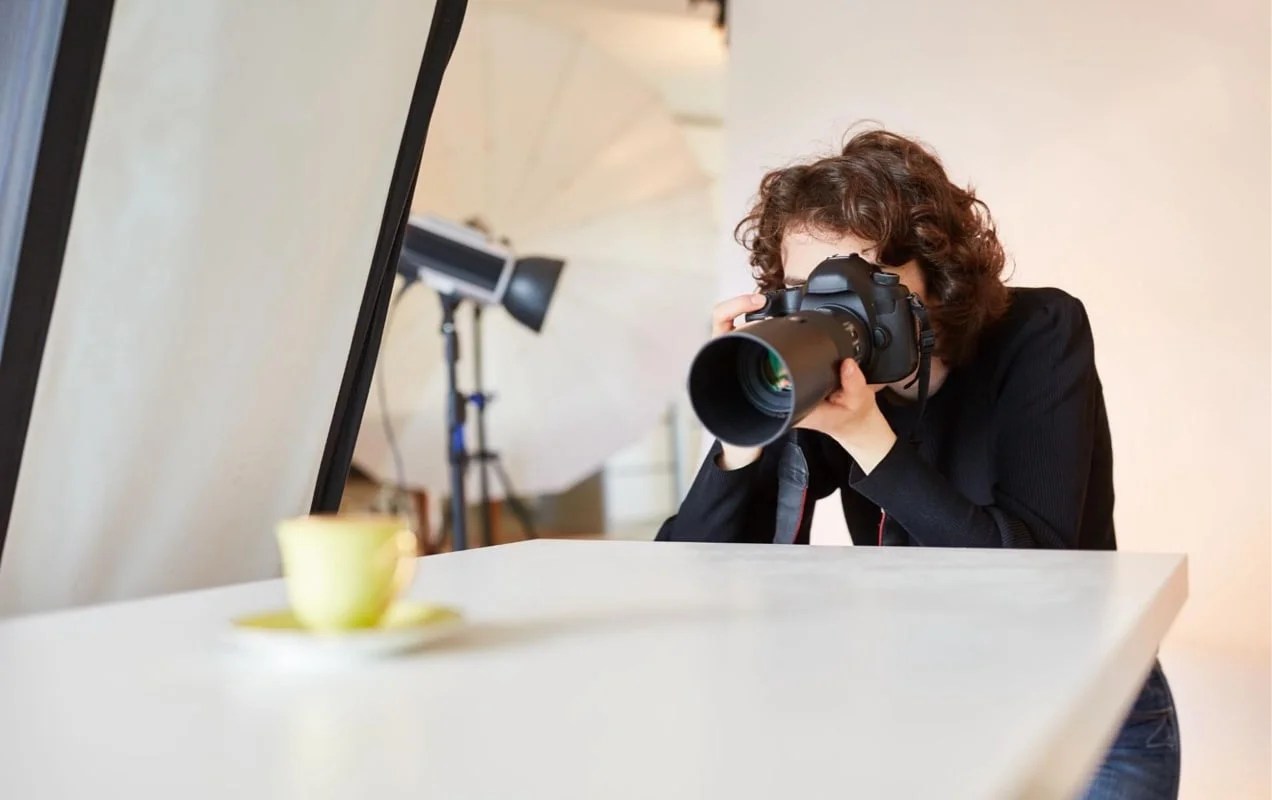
[735,129,1010,366]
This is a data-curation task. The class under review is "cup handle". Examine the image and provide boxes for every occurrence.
[388,528,418,601]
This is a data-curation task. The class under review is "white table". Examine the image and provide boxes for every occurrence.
[0,540,1185,799]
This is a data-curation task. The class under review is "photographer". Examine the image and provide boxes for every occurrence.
[657,129,1179,799]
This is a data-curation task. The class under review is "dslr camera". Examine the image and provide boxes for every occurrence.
[688,254,926,447]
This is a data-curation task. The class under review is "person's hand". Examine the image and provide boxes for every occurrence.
[710,293,768,470]
[711,293,768,337]
[796,359,897,474]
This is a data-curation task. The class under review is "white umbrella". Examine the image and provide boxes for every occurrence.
[353,4,714,500]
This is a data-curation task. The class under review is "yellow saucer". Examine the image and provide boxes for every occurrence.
[235,602,461,632]
[229,601,463,661]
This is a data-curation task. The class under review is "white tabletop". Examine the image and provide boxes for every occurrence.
[0,540,1185,800]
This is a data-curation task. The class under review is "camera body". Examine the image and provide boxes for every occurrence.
[687,253,926,447]
[746,253,919,384]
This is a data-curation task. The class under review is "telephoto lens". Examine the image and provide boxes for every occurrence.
[688,254,922,449]
[688,309,867,447]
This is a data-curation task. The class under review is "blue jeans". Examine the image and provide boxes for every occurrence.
[1081,661,1180,799]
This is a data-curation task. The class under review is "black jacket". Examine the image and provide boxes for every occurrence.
[657,288,1116,550]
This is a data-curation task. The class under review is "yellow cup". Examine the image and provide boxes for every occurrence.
[276,514,417,631]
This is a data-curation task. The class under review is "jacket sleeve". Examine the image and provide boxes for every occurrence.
[656,442,783,543]
[848,292,1103,549]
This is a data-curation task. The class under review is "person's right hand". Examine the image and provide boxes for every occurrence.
[709,293,769,470]
[711,293,768,337]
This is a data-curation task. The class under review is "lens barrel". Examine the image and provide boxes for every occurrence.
[688,309,866,447]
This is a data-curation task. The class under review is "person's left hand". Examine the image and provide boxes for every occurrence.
[796,359,897,473]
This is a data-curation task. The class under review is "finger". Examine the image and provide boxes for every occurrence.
[711,293,767,336]
[840,359,868,390]
[711,293,766,334]
[845,361,886,394]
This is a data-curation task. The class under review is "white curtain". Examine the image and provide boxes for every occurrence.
[0,0,441,614]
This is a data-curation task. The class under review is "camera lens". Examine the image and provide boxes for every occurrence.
[688,310,869,448]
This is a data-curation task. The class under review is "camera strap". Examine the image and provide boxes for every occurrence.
[903,295,936,443]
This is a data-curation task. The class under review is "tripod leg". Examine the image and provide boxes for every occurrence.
[491,458,538,539]
[439,293,468,551]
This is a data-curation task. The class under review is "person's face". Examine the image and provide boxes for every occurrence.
[779,227,929,304]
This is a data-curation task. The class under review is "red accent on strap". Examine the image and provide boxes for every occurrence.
[795,488,809,542]
[877,511,887,547]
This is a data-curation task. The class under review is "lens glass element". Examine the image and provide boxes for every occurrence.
[738,346,793,418]
[760,351,792,392]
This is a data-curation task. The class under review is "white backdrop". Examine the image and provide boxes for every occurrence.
[723,0,1269,660]
[722,1,1270,794]
[0,0,440,614]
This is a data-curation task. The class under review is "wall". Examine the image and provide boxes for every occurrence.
[723,0,1269,795]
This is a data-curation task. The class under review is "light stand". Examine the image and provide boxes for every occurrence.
[436,293,541,552]
[472,303,493,546]
[470,304,538,547]
[400,221,564,551]
[438,292,468,552]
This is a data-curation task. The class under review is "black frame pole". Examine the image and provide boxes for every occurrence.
[311,0,468,514]
[0,0,116,565]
